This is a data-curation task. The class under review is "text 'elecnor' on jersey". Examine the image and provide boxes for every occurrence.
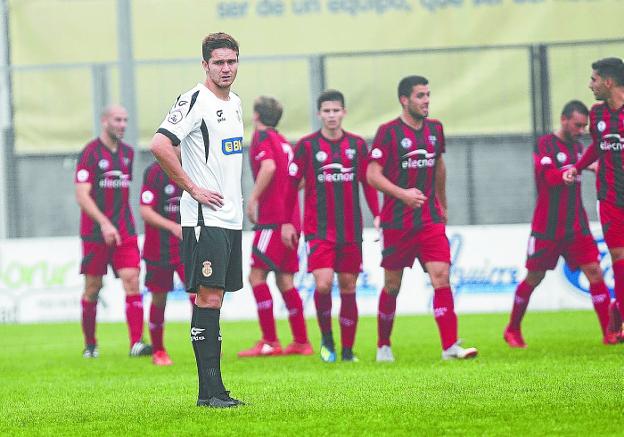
[369,118,445,230]
[531,133,590,240]
[75,138,136,241]
[157,83,244,230]
[591,103,624,206]
[140,162,183,265]
[249,128,301,230]
[288,130,379,244]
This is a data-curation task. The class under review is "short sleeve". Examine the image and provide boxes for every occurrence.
[140,166,161,207]
[252,135,276,163]
[369,125,390,168]
[75,148,95,184]
[157,90,202,146]
[436,123,446,155]
[288,140,307,180]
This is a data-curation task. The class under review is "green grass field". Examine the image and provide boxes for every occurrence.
[1,311,622,436]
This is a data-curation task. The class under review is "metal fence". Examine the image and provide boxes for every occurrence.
[2,38,623,238]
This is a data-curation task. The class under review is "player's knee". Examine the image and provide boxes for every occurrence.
[275,274,294,293]
[583,264,603,283]
[196,293,222,309]
[248,269,267,287]
[526,271,545,287]
[151,292,167,308]
[428,270,450,289]
[384,280,401,296]
[316,280,333,294]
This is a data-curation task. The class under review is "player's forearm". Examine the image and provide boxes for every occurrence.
[367,165,403,200]
[574,143,599,172]
[150,134,196,194]
[250,161,276,201]
[140,205,178,233]
[76,189,111,227]
[543,169,566,186]
[434,157,447,210]
[362,181,380,217]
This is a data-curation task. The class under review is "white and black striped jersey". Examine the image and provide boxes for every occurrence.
[157,83,244,230]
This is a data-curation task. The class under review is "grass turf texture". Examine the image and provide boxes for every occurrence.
[1,311,622,436]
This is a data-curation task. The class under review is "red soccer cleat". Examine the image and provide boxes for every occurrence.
[605,301,623,344]
[283,341,314,356]
[237,340,282,357]
[504,327,527,348]
[152,350,173,366]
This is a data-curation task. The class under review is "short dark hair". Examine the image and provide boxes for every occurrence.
[592,57,624,86]
[254,96,283,127]
[202,32,239,62]
[561,100,589,118]
[317,89,345,110]
[398,75,429,100]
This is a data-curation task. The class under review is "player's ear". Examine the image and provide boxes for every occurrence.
[201,59,209,72]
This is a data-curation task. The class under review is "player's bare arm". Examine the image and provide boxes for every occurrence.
[246,159,276,224]
[434,155,448,223]
[140,204,182,240]
[75,182,121,246]
[366,161,426,209]
[150,133,224,209]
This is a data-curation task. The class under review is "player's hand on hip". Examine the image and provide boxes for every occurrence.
[170,224,183,240]
[190,186,224,210]
[281,223,298,250]
[246,197,258,224]
[400,188,427,209]
[101,222,121,246]
[562,167,578,185]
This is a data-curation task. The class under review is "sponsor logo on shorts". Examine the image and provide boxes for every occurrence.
[222,137,243,155]
[202,261,213,277]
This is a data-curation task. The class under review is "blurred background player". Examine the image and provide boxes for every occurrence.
[238,96,312,357]
[504,100,612,348]
[564,57,624,342]
[75,104,151,358]
[140,160,194,365]
[367,75,478,362]
[150,33,245,408]
[282,90,379,363]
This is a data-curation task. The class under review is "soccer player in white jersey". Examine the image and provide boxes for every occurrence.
[150,32,245,408]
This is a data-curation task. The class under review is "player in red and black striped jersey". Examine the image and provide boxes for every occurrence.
[505,101,612,348]
[564,58,624,342]
[238,96,312,358]
[140,161,191,365]
[282,90,380,362]
[367,76,477,361]
[75,105,150,359]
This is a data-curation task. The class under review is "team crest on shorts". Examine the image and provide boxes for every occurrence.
[202,261,213,277]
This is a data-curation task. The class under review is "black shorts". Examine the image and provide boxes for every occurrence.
[181,226,243,293]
